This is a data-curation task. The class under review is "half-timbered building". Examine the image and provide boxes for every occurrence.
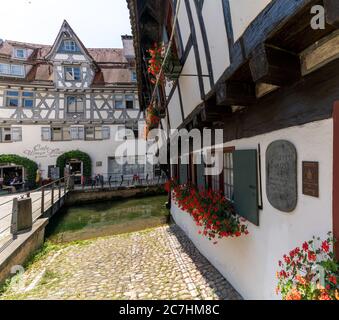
[128,0,339,299]
[0,20,151,183]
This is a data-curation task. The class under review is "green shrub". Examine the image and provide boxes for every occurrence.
[56,150,92,178]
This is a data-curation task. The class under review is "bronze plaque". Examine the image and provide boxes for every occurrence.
[302,162,319,197]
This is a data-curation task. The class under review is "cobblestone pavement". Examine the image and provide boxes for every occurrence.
[0,225,242,300]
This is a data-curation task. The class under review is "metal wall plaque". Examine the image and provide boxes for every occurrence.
[266,140,297,212]
[302,161,319,197]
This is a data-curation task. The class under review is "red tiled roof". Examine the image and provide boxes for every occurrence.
[0,40,134,86]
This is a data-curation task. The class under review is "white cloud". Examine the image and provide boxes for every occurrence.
[0,0,132,48]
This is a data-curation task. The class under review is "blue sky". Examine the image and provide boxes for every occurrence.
[0,0,132,48]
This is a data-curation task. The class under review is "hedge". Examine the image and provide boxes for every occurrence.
[0,154,38,184]
[56,150,92,178]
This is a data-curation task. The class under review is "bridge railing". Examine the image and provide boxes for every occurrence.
[75,173,167,190]
[0,176,72,252]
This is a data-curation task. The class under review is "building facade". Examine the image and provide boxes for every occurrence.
[0,20,152,184]
[129,0,339,299]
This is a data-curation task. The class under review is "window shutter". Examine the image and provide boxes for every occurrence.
[70,127,79,140]
[233,150,259,226]
[102,126,110,140]
[78,127,84,140]
[196,154,205,189]
[179,164,188,185]
[41,127,51,141]
[12,127,22,141]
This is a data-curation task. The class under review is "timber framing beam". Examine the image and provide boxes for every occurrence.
[216,81,256,106]
[249,44,301,86]
[324,0,339,28]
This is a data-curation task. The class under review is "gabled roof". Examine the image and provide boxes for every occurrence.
[45,20,99,70]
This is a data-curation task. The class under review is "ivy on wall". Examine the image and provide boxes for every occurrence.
[0,154,38,184]
[56,150,92,178]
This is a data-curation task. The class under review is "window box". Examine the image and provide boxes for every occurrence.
[163,45,182,81]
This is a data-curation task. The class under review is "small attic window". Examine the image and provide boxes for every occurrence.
[60,40,79,52]
[14,48,27,59]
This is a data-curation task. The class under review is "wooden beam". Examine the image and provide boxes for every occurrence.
[249,44,301,86]
[216,81,256,106]
[324,0,339,28]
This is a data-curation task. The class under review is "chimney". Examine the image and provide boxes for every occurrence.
[121,35,135,62]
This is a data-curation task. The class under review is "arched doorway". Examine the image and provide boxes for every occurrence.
[56,150,92,185]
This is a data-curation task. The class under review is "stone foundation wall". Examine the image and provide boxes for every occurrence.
[66,186,166,206]
[0,219,48,285]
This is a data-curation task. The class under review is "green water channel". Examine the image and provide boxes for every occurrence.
[47,195,170,242]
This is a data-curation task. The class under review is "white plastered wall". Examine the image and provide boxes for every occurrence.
[171,119,333,300]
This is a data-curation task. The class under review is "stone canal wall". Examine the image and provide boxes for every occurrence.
[0,219,48,285]
[66,186,166,206]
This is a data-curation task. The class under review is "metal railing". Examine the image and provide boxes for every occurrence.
[76,173,167,190]
[0,176,72,251]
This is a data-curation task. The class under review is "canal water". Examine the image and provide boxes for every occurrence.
[46,195,170,243]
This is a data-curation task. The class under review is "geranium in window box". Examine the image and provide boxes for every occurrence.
[166,179,248,243]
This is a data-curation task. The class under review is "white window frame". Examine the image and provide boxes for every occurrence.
[5,90,34,108]
[14,48,27,59]
[64,66,81,81]
[0,127,12,143]
[85,126,103,141]
[51,127,71,141]
[125,94,135,109]
[63,40,77,52]
[0,63,25,77]
[66,96,84,113]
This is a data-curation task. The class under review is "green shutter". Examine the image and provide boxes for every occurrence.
[179,164,188,184]
[233,150,259,226]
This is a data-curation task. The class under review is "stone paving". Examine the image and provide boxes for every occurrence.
[0,225,242,300]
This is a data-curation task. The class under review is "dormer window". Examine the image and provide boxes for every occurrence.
[0,63,25,77]
[14,48,27,59]
[60,40,79,52]
[64,66,81,81]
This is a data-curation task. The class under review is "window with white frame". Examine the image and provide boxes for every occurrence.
[0,127,22,143]
[6,91,19,107]
[85,126,104,140]
[0,63,25,77]
[131,71,137,82]
[5,90,34,108]
[64,66,81,81]
[66,96,84,113]
[51,127,71,141]
[125,94,134,109]
[70,126,85,140]
[14,48,27,59]
[22,91,34,108]
[61,40,79,52]
[0,127,12,142]
[114,95,124,109]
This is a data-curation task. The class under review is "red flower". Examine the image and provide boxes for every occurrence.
[302,242,309,251]
[329,275,337,285]
[308,251,317,262]
[321,241,330,253]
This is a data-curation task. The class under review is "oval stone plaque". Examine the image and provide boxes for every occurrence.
[266,140,297,212]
